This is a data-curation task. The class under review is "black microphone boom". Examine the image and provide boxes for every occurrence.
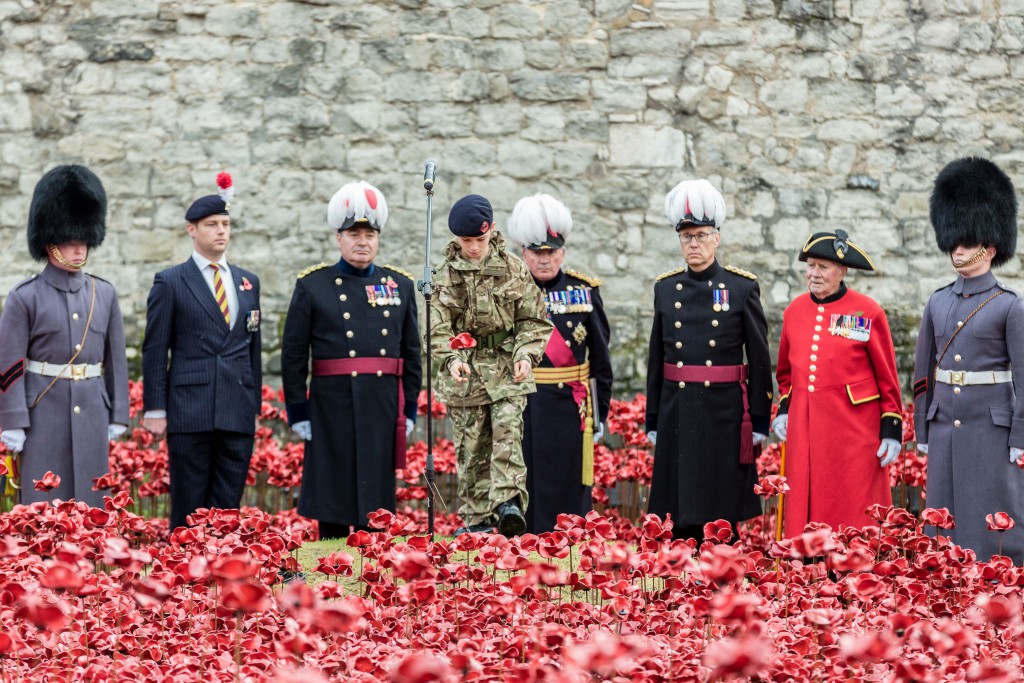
[423,159,437,191]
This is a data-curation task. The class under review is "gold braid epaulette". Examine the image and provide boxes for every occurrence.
[725,265,757,280]
[656,266,687,282]
[566,268,602,287]
[298,263,329,279]
[382,264,414,281]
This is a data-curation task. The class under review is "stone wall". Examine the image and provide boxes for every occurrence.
[0,0,1022,393]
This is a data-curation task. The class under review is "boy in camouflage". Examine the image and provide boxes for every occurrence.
[430,194,552,537]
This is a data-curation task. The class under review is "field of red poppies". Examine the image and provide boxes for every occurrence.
[0,383,1020,681]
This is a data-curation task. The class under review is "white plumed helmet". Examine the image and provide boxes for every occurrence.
[664,179,726,231]
[506,193,573,249]
[327,180,389,232]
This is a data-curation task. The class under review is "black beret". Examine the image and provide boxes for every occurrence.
[185,195,229,223]
[448,194,493,237]
[799,229,875,271]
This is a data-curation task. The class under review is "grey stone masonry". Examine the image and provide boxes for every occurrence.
[1,0,1022,393]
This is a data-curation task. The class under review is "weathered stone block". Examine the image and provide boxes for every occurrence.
[592,79,648,112]
[759,79,808,112]
[608,125,686,168]
[206,6,263,37]
[508,72,590,101]
[493,5,543,38]
[497,139,555,178]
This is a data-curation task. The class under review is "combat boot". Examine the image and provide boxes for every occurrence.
[497,499,526,537]
[453,521,494,537]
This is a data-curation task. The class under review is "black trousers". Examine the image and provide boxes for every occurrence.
[167,430,254,530]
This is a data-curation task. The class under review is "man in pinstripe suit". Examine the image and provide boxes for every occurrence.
[141,176,262,530]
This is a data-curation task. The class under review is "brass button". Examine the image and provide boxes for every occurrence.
[566,321,573,328]
[957,321,964,328]
[565,340,572,347]
[810,365,817,372]
[814,325,821,332]
[675,341,682,349]
[340,294,347,301]
[817,306,825,313]
[380,349,387,356]
[811,345,818,352]
[709,340,716,347]
[346,331,354,338]
[73,406,81,414]
[808,385,815,393]
[704,380,711,387]
[72,313,79,321]
[343,312,351,320]
[678,381,685,388]
[712,320,719,327]
[335,278,343,285]
[812,335,820,341]
[809,375,816,382]
[383,310,390,318]
[381,329,388,336]
[810,354,817,361]
[954,419,961,428]
[349,350,356,357]
[674,302,682,309]
[815,315,822,322]
[376,370,383,377]
[954,354,961,362]
[676,361,683,368]
[75,344,82,351]
[676,283,683,290]
[557,382,564,389]
[674,321,681,329]
[351,371,358,377]
[705,360,712,367]
[953,387,961,395]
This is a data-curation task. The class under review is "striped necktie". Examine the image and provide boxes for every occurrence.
[210,263,230,326]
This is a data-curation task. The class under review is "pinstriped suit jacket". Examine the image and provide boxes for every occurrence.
[142,258,262,435]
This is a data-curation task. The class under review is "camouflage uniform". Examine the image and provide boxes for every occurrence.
[430,231,552,525]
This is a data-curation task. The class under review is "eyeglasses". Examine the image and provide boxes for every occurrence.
[679,231,716,244]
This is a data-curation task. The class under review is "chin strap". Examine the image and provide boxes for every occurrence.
[47,244,87,269]
[952,245,988,268]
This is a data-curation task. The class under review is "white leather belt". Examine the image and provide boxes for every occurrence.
[935,368,1012,386]
[26,360,103,381]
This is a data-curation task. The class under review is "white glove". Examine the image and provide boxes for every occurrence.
[593,422,604,444]
[292,421,312,441]
[917,443,928,454]
[752,432,767,447]
[406,418,414,438]
[107,424,127,441]
[1,429,26,453]
[876,438,901,467]
[772,415,788,441]
[647,431,657,446]
[1011,447,1023,464]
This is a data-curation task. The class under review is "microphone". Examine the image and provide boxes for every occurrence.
[423,159,437,191]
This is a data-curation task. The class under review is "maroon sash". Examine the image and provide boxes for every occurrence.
[663,363,755,465]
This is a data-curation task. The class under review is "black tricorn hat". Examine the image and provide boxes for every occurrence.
[27,164,107,261]
[930,157,1017,267]
[799,229,875,271]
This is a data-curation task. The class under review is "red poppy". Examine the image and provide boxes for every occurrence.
[703,519,733,543]
[986,512,1015,531]
[448,332,477,351]
[753,475,790,497]
[220,580,269,613]
[391,651,456,683]
[39,561,83,591]
[921,507,955,529]
[33,471,61,492]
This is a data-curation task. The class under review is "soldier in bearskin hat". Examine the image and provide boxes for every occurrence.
[506,194,613,534]
[0,164,129,508]
[914,156,1024,560]
[280,180,422,540]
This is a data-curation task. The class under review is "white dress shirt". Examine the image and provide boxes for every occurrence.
[191,251,239,329]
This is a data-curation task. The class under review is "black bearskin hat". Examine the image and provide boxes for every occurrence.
[27,164,107,261]
[930,157,1017,267]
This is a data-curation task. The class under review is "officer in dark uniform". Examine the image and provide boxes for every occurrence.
[281,180,422,540]
[645,179,772,542]
[506,193,613,534]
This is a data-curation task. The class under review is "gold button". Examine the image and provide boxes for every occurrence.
[674,321,681,329]
[566,285,574,291]
[954,420,961,428]
[349,350,356,357]
[73,406,81,414]
[817,306,824,313]
[674,302,681,309]
[712,320,719,327]
[566,321,573,328]
[335,278,342,285]
[376,370,383,377]
[72,313,79,321]
[676,283,682,290]
[381,329,388,336]
[565,340,571,347]
[705,360,712,367]
[814,325,821,332]
[953,387,961,395]
[676,361,683,368]
[808,385,815,393]
[380,349,387,356]
[75,344,82,351]
[351,371,358,377]
[381,277,387,284]
[340,294,348,301]
[810,365,816,371]
[812,335,820,341]
[719,283,725,289]
[815,316,822,322]
[954,354,961,362]
[343,312,351,320]
[557,382,564,389]
[809,375,816,382]
[704,380,711,387]
[675,341,682,349]
[810,354,817,361]
[346,331,354,338]
[678,381,685,388]
[383,310,390,318]
[709,340,716,347]
[957,321,964,328]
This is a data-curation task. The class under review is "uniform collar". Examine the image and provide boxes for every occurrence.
[337,258,374,278]
[41,261,86,292]
[810,281,848,304]
[192,250,229,273]
[952,270,997,297]
[683,259,722,282]
[533,269,565,290]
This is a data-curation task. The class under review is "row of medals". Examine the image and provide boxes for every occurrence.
[545,287,594,315]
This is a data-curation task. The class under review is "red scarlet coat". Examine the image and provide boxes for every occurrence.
[776,284,903,537]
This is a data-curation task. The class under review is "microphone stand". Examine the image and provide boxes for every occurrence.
[417,162,443,540]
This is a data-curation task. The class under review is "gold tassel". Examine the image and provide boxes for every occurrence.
[4,454,19,495]
[582,416,594,487]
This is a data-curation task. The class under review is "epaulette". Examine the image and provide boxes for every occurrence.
[656,266,687,282]
[725,265,757,280]
[12,273,39,290]
[298,263,329,279]
[382,264,414,281]
[996,280,1020,296]
[566,268,602,287]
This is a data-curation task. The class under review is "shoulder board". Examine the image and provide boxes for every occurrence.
[298,263,329,279]
[12,273,39,290]
[656,266,687,282]
[996,280,1019,296]
[87,273,113,286]
[566,268,602,287]
[724,265,757,280]
[382,264,414,281]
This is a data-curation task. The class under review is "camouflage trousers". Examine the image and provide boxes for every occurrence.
[449,395,529,525]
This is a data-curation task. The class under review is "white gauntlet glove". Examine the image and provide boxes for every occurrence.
[876,438,901,467]
[647,431,657,446]
[1011,447,1023,464]
[0,429,25,453]
[771,415,788,442]
[406,418,415,438]
[593,422,604,444]
[292,421,312,441]
[917,443,928,454]
[107,424,128,441]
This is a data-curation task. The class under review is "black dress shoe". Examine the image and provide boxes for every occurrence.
[497,501,526,537]
[453,522,494,537]
[279,570,307,584]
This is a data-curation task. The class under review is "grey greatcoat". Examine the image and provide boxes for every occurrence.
[914,270,1024,561]
[0,263,129,508]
